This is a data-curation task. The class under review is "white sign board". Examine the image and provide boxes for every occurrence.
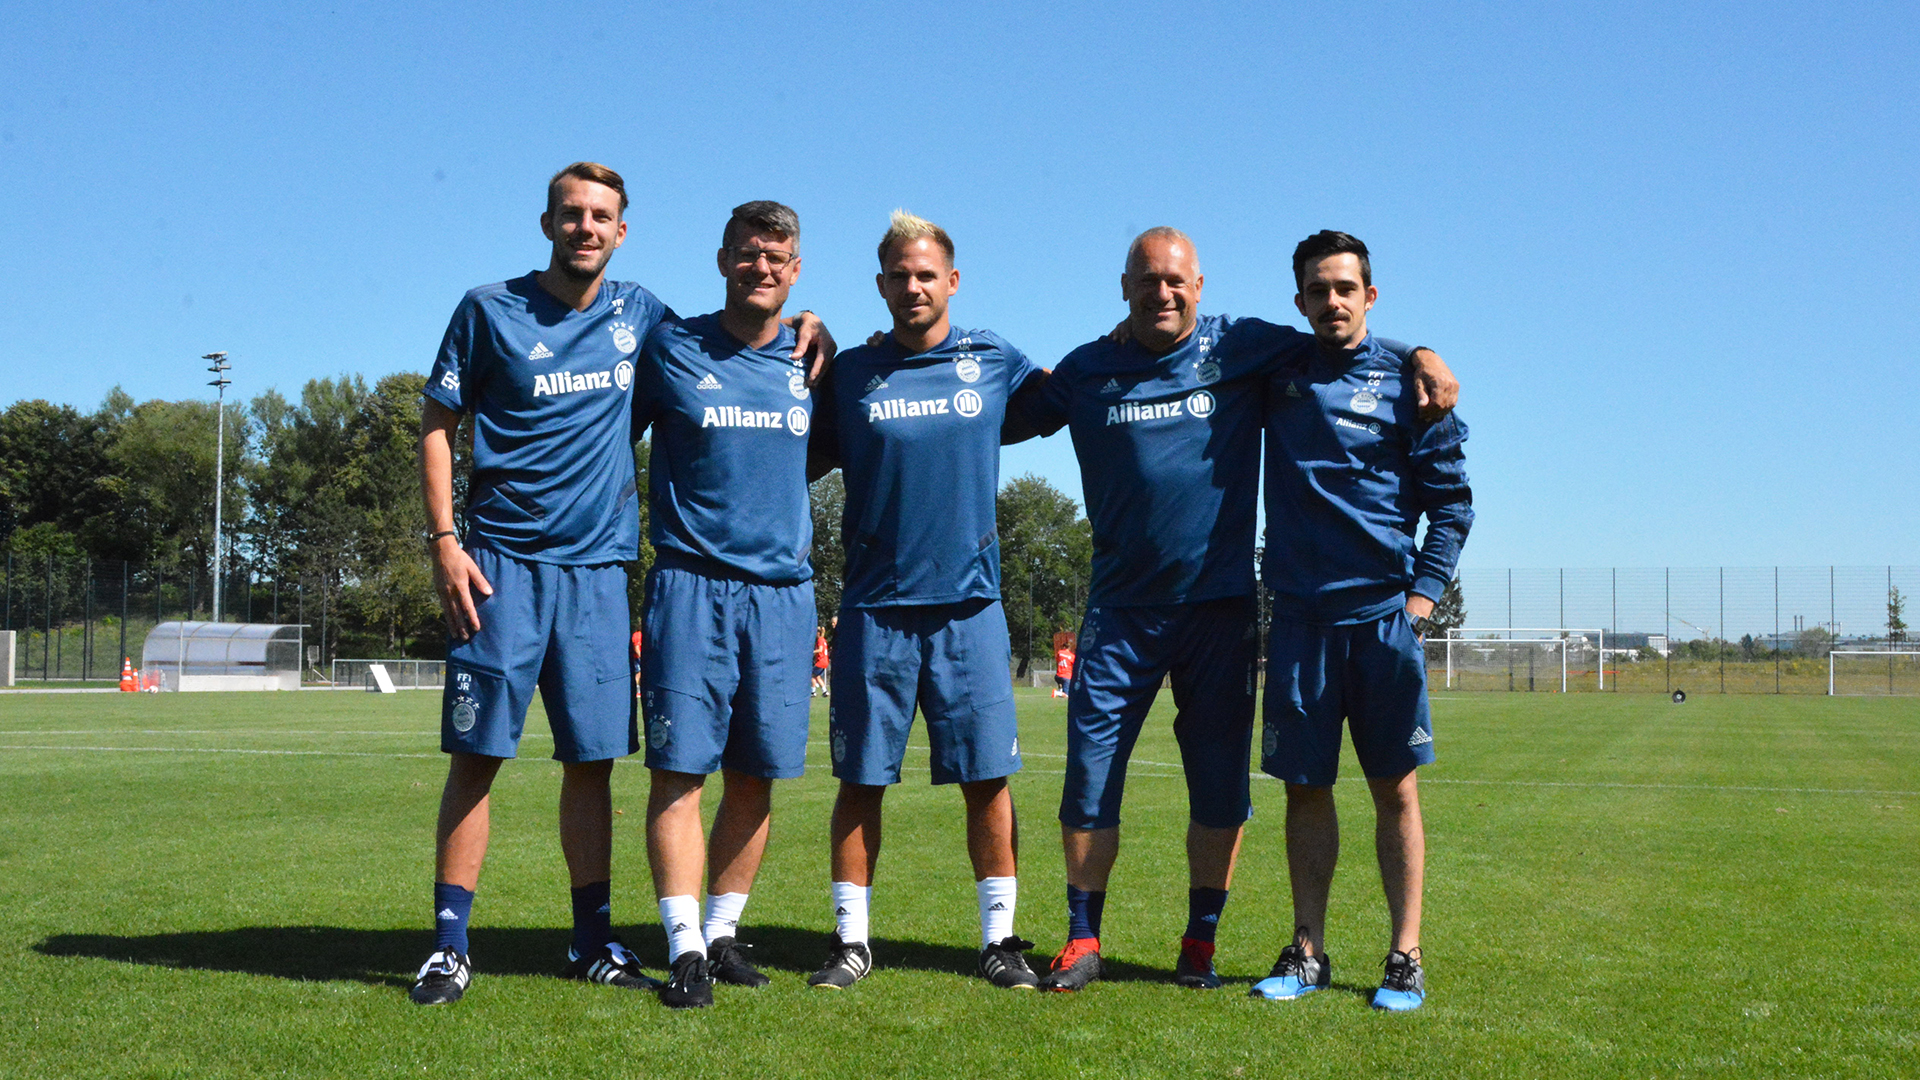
[367,663,398,694]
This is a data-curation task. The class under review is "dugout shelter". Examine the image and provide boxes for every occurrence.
[141,621,304,692]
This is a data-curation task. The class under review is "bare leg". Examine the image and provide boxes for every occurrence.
[829,781,887,886]
[1284,782,1339,956]
[558,759,614,888]
[1367,770,1424,954]
[435,752,503,889]
[708,769,774,895]
[1186,822,1243,890]
[1061,825,1119,891]
[646,768,708,899]
[960,778,1018,880]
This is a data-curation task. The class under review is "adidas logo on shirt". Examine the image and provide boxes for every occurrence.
[1100,378,1122,395]
[1286,381,1302,398]
[697,373,723,390]
[528,342,554,360]
[864,375,889,394]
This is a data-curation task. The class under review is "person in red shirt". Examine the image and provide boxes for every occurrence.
[811,626,830,697]
[1054,642,1075,699]
[632,630,644,696]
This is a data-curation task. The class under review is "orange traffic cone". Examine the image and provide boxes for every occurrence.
[119,658,137,692]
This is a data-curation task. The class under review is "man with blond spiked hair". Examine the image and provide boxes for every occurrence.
[802,210,1045,991]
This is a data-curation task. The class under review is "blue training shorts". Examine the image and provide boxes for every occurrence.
[1060,596,1257,831]
[441,545,638,763]
[1261,608,1434,786]
[828,598,1021,786]
[639,565,815,779]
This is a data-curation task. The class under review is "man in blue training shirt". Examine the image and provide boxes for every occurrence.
[1014,229,1457,992]
[1248,231,1472,1013]
[803,211,1042,991]
[411,165,829,1006]
[634,201,827,1009]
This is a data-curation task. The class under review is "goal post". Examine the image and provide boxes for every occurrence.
[1441,628,1606,692]
[1827,650,1920,696]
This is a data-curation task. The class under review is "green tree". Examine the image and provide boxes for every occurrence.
[106,396,253,588]
[996,474,1092,677]
[808,470,845,630]
[1429,576,1467,634]
[1890,586,1908,644]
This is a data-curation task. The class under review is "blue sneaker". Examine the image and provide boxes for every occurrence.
[1371,948,1425,1011]
[1250,940,1330,1001]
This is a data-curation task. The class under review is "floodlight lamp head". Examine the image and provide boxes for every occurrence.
[203,351,228,361]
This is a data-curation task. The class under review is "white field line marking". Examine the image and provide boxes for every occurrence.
[1418,778,1920,797]
[0,730,459,737]
[0,745,441,759]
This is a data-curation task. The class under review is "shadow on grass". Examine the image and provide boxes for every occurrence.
[33,923,1166,987]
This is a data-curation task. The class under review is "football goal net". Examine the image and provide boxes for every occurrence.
[330,658,447,690]
[1440,628,1606,692]
[1827,650,1920,696]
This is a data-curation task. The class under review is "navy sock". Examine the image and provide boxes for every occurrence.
[433,882,475,954]
[1066,885,1106,941]
[571,880,613,957]
[1185,887,1228,943]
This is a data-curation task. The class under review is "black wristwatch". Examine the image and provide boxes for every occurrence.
[1410,614,1435,638]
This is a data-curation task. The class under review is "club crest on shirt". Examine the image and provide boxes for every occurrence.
[451,695,479,734]
[1196,360,1221,385]
[955,357,981,383]
[1350,389,1378,414]
[609,321,638,354]
[790,371,810,399]
[648,715,671,750]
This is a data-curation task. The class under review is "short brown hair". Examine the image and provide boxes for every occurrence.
[547,162,628,217]
[877,209,954,267]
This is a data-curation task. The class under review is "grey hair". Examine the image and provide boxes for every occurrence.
[723,200,801,249]
[1125,226,1199,273]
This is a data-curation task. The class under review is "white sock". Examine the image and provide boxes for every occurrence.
[703,892,749,944]
[977,876,1017,948]
[658,895,704,963]
[831,881,870,944]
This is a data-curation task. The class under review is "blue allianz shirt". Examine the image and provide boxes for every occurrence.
[1262,333,1473,625]
[1020,316,1422,608]
[632,313,821,585]
[813,328,1040,607]
[425,273,673,565]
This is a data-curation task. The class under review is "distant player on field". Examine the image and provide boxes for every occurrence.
[1011,228,1456,992]
[1052,639,1074,699]
[634,200,833,1008]
[803,211,1042,991]
[412,166,827,1006]
[812,625,830,697]
[1248,231,1472,1012]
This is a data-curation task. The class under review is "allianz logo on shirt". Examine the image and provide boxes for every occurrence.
[867,389,983,423]
[533,361,633,397]
[702,405,811,437]
[1105,391,1215,426]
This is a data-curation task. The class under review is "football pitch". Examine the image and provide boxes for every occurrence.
[0,688,1913,1079]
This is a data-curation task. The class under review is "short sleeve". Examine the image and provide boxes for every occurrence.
[424,295,481,413]
[631,323,672,440]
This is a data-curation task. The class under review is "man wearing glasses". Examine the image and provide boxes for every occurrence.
[636,201,832,1008]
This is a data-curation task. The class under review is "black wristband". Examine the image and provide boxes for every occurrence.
[426,530,458,545]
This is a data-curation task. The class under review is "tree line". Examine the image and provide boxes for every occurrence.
[0,382,1094,665]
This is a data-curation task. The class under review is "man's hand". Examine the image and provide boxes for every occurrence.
[864,329,887,348]
[788,311,838,386]
[1405,592,1435,638]
[431,536,493,641]
[1410,348,1459,421]
[1107,318,1132,344]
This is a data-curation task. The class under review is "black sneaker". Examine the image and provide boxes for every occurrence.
[1372,948,1426,1012]
[1250,938,1331,1000]
[409,948,471,1005]
[660,950,713,1009]
[1174,937,1222,989]
[978,935,1039,989]
[807,932,872,989]
[562,939,661,990]
[1039,937,1102,992]
[707,936,771,988]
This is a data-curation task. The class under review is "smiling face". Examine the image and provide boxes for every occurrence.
[1294,251,1377,350]
[1122,235,1203,352]
[540,176,627,284]
[877,236,959,339]
[718,228,800,320]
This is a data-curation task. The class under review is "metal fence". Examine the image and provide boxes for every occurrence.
[1436,565,1919,694]
[329,658,446,690]
[0,554,311,683]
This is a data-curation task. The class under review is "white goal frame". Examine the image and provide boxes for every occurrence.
[1443,628,1607,692]
[1828,650,1920,696]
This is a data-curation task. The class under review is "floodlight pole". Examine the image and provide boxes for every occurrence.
[205,352,232,623]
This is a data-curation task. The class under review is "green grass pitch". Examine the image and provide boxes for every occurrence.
[0,686,1914,1078]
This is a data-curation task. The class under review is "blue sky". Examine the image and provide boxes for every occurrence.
[3,1,1914,569]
